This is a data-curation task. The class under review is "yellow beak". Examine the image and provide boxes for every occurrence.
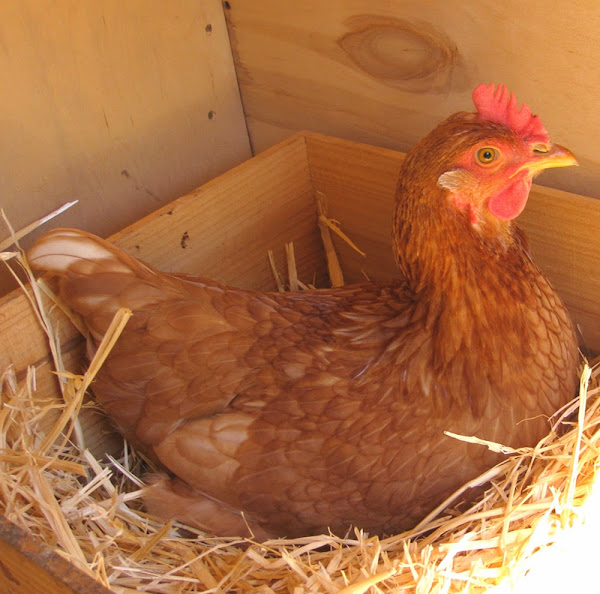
[512,143,578,178]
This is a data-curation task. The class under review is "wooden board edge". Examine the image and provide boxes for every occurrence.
[107,131,311,246]
[0,516,112,594]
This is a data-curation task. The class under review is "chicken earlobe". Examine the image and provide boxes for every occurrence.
[438,166,533,223]
[437,168,473,193]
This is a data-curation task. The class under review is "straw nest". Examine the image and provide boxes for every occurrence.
[1,208,599,593]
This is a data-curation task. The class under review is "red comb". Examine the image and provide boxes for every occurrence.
[472,83,549,142]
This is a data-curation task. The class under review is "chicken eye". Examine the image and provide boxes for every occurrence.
[476,147,499,166]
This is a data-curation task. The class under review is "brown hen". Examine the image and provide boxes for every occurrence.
[29,84,579,538]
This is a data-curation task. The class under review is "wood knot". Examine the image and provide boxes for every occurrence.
[338,15,460,93]
[180,231,190,249]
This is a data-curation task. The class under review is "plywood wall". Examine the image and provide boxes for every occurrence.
[3,1,598,298]
[0,0,251,294]
[224,0,600,200]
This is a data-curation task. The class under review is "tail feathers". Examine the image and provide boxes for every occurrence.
[28,228,152,278]
[28,228,167,333]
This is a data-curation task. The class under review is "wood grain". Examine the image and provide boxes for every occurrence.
[338,14,460,93]
[0,0,251,296]
[108,134,326,291]
[0,516,111,593]
[224,0,600,200]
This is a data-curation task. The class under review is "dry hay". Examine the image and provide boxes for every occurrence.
[0,208,599,593]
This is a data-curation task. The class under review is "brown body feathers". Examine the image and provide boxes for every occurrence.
[29,85,578,538]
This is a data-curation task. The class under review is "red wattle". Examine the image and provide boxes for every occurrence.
[487,177,532,220]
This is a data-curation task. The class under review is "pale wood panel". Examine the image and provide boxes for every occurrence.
[0,0,251,295]
[108,134,326,291]
[520,186,600,357]
[305,133,401,281]
[224,0,600,199]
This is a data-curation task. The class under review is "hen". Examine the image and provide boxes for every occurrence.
[29,84,579,539]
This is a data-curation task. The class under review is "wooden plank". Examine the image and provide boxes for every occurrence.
[0,516,111,594]
[304,132,600,355]
[108,133,325,291]
[224,0,600,200]
[519,186,600,356]
[0,0,251,296]
[305,133,400,282]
